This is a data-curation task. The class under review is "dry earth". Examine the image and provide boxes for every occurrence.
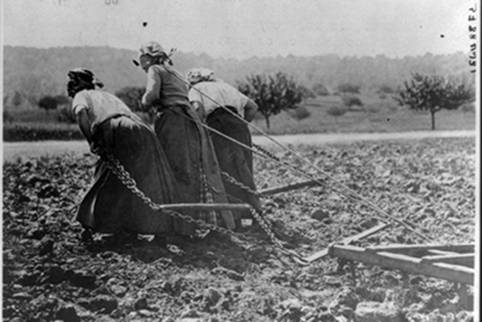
[2,137,476,321]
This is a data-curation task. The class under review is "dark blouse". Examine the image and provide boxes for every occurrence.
[142,64,191,109]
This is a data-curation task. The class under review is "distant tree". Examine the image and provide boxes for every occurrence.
[57,106,76,123]
[298,85,316,99]
[377,85,395,99]
[312,83,330,96]
[396,73,475,130]
[288,106,311,121]
[337,83,360,94]
[238,72,305,129]
[38,95,59,113]
[53,95,75,123]
[115,87,145,112]
[11,91,23,107]
[342,95,363,108]
[53,95,70,106]
[3,110,14,123]
[377,85,394,94]
[327,106,347,124]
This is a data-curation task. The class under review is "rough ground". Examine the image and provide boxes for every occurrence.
[2,137,476,321]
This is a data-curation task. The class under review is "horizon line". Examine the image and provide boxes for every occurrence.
[3,44,469,61]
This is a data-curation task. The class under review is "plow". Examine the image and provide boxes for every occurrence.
[148,186,474,286]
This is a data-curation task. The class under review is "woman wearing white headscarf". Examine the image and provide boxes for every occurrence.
[187,68,260,213]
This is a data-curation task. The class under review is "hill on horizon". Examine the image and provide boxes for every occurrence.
[3,45,474,110]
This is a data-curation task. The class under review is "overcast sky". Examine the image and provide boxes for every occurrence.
[3,0,475,59]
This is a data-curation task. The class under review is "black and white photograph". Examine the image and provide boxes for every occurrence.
[1,0,480,321]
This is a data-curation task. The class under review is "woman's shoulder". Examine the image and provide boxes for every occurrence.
[149,64,184,78]
[74,89,91,98]
[72,89,94,104]
[77,90,121,105]
[148,64,166,74]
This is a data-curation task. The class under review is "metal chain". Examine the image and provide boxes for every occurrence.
[252,143,282,162]
[200,171,218,226]
[253,142,320,181]
[247,206,307,265]
[103,153,231,234]
[221,171,262,198]
[212,172,307,264]
[102,152,307,265]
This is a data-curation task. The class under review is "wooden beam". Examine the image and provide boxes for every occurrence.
[329,245,474,284]
[259,178,325,196]
[305,222,389,263]
[366,243,474,256]
[421,253,474,267]
[427,249,458,255]
[157,203,252,212]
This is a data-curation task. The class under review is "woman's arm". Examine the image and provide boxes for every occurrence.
[243,99,258,122]
[76,109,92,142]
[141,66,162,108]
[191,101,207,122]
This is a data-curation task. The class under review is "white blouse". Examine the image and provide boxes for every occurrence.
[188,80,249,116]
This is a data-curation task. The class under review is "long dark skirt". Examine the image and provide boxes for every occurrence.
[76,115,179,235]
[206,108,261,211]
[154,105,235,233]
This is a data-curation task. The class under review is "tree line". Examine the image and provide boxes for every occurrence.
[29,71,474,131]
[3,46,473,106]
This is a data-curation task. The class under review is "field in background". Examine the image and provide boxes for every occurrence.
[3,94,476,141]
[252,94,476,134]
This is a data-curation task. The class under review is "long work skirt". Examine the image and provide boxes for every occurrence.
[154,105,235,233]
[76,115,179,235]
[206,108,261,211]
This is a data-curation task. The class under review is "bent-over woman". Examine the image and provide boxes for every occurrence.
[68,68,178,241]
[138,42,235,233]
[187,68,260,212]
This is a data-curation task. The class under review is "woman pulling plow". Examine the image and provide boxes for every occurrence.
[187,68,261,220]
[138,41,236,234]
[67,68,178,245]
[67,68,310,264]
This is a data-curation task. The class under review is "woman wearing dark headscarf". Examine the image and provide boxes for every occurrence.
[138,42,235,233]
[67,68,178,242]
[187,68,260,212]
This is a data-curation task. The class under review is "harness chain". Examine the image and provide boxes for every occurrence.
[102,152,225,231]
[221,171,262,198]
[101,152,307,264]
[252,143,282,162]
[200,171,218,226]
[213,173,306,263]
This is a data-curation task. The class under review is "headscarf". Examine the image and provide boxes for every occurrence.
[139,41,165,58]
[138,41,175,66]
[67,68,104,97]
[186,68,215,85]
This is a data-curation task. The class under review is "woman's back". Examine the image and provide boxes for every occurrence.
[142,65,190,108]
[73,89,135,131]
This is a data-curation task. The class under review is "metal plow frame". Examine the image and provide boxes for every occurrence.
[328,243,474,284]
[160,181,473,286]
